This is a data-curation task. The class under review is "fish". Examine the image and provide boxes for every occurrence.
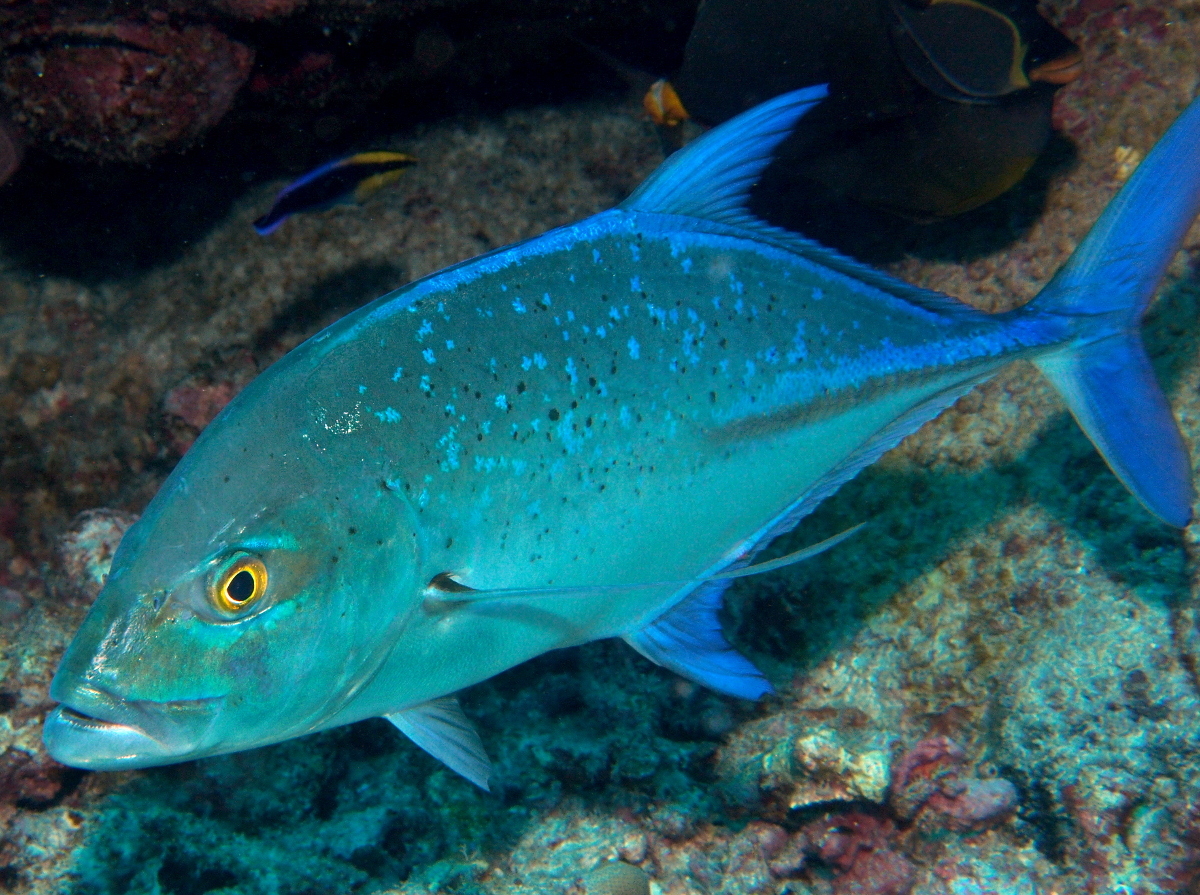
[253,150,417,235]
[644,79,690,129]
[44,86,1200,792]
[656,0,1082,220]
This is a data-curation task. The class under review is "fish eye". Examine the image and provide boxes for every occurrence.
[210,554,268,615]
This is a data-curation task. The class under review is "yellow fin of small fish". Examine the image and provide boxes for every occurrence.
[353,166,415,203]
[344,150,418,166]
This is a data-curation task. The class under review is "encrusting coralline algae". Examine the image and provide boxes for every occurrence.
[0,1,1199,893]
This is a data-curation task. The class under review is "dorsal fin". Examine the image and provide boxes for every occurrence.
[622,85,828,226]
[621,84,984,322]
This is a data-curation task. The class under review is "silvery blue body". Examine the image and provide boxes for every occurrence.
[44,87,1200,789]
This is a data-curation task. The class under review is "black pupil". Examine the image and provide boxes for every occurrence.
[226,569,256,603]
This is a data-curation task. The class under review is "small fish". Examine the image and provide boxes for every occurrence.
[644,79,689,128]
[658,0,1082,219]
[253,150,417,235]
[44,87,1200,792]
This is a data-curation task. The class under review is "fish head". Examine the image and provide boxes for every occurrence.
[44,382,421,770]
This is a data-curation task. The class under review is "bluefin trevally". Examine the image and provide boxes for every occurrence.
[45,86,1200,791]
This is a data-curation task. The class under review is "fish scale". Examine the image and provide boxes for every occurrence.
[42,86,1200,792]
[305,215,1050,611]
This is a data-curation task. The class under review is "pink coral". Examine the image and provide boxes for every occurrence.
[209,0,306,19]
[802,812,916,895]
[889,737,1018,833]
[163,379,240,453]
[56,509,137,605]
[922,778,1019,833]
[1,21,253,163]
[163,380,237,431]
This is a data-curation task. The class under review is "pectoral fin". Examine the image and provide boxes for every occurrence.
[423,523,866,607]
[385,696,492,791]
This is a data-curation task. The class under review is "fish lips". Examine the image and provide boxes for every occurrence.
[43,684,222,771]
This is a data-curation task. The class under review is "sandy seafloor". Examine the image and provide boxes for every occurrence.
[2,3,1200,894]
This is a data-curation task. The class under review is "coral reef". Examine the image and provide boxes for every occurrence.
[1,22,254,164]
[0,1,1197,894]
[888,737,1018,834]
[0,0,695,171]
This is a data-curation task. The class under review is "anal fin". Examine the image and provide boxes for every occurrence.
[625,375,998,701]
[625,579,774,700]
[385,696,492,791]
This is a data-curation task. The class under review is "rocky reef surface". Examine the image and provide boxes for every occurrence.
[1,1,1199,894]
[0,0,694,178]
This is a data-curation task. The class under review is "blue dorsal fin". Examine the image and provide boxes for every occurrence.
[625,582,774,700]
[385,696,492,790]
[621,84,985,322]
[622,85,828,225]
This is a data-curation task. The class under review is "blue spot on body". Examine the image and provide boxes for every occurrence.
[630,275,641,293]
[374,407,402,423]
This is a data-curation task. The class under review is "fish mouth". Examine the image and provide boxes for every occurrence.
[1028,49,1084,86]
[44,688,222,771]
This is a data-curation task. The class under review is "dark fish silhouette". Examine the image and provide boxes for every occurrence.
[649,0,1082,220]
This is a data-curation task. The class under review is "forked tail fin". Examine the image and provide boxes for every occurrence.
[1029,95,1200,527]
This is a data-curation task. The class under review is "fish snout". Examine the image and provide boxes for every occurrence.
[44,678,221,770]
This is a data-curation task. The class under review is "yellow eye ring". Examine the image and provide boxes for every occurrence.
[210,554,268,614]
